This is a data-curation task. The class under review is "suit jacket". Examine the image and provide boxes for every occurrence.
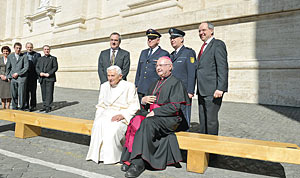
[98,48,130,84]
[36,55,58,83]
[171,45,197,94]
[196,38,228,96]
[135,46,169,94]
[24,51,41,80]
[6,53,29,82]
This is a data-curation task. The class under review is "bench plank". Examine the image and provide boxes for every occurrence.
[0,109,93,138]
[176,132,300,165]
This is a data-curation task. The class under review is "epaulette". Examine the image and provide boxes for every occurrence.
[185,47,193,50]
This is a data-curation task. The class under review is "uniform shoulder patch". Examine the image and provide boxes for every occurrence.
[190,57,195,63]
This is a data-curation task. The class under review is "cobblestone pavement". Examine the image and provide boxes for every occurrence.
[0,87,300,178]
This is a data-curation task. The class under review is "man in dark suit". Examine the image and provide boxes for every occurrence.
[98,32,130,84]
[24,42,41,111]
[135,29,169,101]
[169,28,196,127]
[36,45,58,113]
[6,42,29,110]
[196,22,228,135]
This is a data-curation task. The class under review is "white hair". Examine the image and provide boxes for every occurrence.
[107,65,122,75]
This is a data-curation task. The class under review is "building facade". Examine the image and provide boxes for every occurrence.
[0,0,300,107]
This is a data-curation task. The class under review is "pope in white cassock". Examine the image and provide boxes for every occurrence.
[86,65,140,164]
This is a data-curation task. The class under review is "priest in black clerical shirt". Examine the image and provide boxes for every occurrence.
[120,56,190,178]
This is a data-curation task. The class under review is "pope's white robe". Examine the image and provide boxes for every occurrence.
[86,80,140,164]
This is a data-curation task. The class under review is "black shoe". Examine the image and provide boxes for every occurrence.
[39,108,46,112]
[45,108,51,113]
[125,164,145,178]
[29,107,36,112]
[121,164,130,172]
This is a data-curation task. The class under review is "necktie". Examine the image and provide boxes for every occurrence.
[148,48,153,58]
[111,50,115,65]
[198,42,207,60]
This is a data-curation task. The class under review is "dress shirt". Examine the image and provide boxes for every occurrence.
[203,37,214,52]
[175,45,183,54]
[148,46,159,56]
[110,48,119,59]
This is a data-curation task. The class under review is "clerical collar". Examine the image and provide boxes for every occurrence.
[160,74,171,81]
[153,75,171,95]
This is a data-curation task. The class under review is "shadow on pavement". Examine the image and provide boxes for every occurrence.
[36,101,79,111]
[41,128,90,146]
[188,122,286,177]
[0,123,15,133]
[261,104,300,122]
[209,155,285,178]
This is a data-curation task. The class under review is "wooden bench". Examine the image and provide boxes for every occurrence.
[0,109,93,138]
[176,132,300,173]
[1,109,300,174]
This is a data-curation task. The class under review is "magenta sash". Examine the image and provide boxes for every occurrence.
[124,104,160,152]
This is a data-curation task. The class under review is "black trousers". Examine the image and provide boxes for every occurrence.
[40,80,54,109]
[137,93,145,103]
[25,78,37,109]
[198,95,223,135]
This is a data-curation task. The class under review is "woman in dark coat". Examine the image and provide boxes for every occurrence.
[0,46,12,109]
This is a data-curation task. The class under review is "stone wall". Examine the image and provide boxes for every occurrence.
[0,0,299,107]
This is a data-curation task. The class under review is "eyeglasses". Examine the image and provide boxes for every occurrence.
[156,64,171,68]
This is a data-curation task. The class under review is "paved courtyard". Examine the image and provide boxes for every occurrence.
[0,87,300,178]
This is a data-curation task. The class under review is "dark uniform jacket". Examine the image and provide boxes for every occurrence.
[196,38,228,96]
[98,48,130,84]
[170,45,196,94]
[135,46,169,94]
[36,55,58,83]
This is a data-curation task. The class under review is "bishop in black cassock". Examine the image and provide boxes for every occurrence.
[120,56,190,178]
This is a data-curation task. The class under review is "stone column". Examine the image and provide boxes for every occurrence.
[54,0,87,35]
[0,0,8,40]
[14,0,25,39]
[4,0,16,41]
[86,0,102,31]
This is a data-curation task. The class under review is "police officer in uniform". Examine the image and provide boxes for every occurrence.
[135,29,169,101]
[169,28,196,127]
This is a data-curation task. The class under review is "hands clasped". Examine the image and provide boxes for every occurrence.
[111,114,125,122]
[142,95,156,104]
[40,72,50,77]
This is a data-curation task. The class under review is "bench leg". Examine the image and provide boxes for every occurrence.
[186,150,209,174]
[15,122,41,138]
